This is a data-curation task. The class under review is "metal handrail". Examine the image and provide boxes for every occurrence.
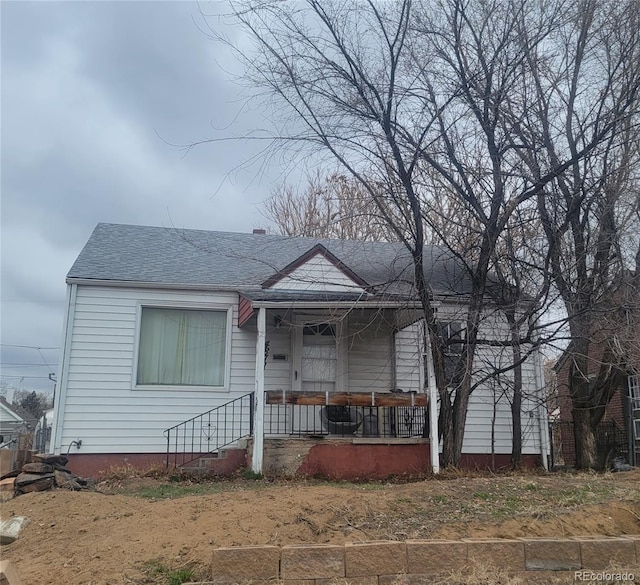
[164,392,254,468]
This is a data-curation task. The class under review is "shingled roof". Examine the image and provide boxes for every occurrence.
[67,223,472,298]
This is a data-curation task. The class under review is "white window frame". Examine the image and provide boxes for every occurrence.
[132,301,233,392]
[629,375,640,410]
[438,320,465,356]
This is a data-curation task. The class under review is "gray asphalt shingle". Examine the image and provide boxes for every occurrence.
[67,223,470,297]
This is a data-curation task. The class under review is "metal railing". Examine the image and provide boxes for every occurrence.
[164,392,254,468]
[265,403,429,438]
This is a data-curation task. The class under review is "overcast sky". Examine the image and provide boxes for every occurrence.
[1,1,287,396]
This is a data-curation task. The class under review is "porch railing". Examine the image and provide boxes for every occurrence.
[164,392,254,468]
[264,390,429,439]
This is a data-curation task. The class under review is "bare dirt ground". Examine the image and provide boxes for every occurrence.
[1,469,639,585]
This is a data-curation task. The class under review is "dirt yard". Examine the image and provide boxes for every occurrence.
[1,469,639,585]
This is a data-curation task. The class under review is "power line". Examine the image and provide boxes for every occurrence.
[0,344,59,350]
[36,347,53,369]
[0,362,57,368]
[1,375,56,380]
[1,364,58,368]
[2,300,64,304]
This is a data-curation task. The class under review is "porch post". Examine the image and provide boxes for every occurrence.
[426,336,440,474]
[252,307,266,474]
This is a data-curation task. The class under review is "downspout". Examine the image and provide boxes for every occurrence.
[425,324,440,474]
[533,346,551,470]
[251,307,266,474]
[627,376,636,467]
[51,283,77,455]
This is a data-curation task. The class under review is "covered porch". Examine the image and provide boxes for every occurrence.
[259,389,432,479]
[163,297,440,477]
[240,296,440,475]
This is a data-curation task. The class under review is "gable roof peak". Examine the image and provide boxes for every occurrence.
[261,242,369,290]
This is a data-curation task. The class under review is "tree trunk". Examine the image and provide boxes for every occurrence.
[572,407,598,469]
[568,333,600,469]
[508,313,523,469]
[439,393,456,466]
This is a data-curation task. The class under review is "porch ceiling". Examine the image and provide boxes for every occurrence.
[237,290,419,327]
[240,289,373,302]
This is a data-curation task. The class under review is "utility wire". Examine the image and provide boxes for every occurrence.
[1,363,59,366]
[36,347,53,370]
[0,375,56,380]
[0,344,59,350]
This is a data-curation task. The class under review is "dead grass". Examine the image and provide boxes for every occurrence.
[3,469,639,585]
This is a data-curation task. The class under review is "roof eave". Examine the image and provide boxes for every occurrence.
[65,277,243,292]
[250,299,424,309]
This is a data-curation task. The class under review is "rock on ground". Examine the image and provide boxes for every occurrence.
[0,559,22,585]
[0,517,28,546]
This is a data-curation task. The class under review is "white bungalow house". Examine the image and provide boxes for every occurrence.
[1,395,37,474]
[51,223,550,478]
[0,396,35,445]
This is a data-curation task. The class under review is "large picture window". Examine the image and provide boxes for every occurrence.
[137,307,227,387]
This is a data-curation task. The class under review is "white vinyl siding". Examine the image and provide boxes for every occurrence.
[434,310,544,456]
[270,254,365,293]
[346,311,394,392]
[390,309,545,456]
[395,321,423,393]
[459,360,543,454]
[57,286,255,454]
[264,325,291,392]
[56,288,547,458]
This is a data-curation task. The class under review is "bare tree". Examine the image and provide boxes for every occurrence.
[263,171,397,241]
[216,0,640,467]
[507,0,640,468]
[12,389,51,421]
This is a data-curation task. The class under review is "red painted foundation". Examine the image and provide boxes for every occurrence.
[296,442,432,480]
[292,444,543,479]
[456,453,542,470]
[65,446,542,479]
[65,449,247,478]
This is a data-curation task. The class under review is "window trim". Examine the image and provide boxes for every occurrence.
[438,320,465,356]
[132,301,233,392]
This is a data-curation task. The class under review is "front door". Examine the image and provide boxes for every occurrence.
[301,323,337,392]
[292,319,345,433]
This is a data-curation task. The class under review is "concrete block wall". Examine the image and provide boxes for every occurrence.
[208,537,640,583]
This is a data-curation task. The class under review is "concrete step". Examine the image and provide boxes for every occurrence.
[175,446,247,475]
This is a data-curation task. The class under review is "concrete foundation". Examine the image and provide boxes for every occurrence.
[251,437,431,479]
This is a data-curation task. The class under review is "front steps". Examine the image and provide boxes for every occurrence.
[176,447,247,476]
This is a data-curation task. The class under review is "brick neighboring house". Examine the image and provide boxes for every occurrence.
[555,282,640,468]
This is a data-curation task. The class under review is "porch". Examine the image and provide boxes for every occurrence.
[164,389,432,476]
[260,389,431,479]
[250,304,440,475]
[164,302,440,476]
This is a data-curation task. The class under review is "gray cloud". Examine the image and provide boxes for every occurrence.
[1,1,280,394]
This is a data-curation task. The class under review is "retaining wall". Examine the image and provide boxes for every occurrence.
[207,537,640,584]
